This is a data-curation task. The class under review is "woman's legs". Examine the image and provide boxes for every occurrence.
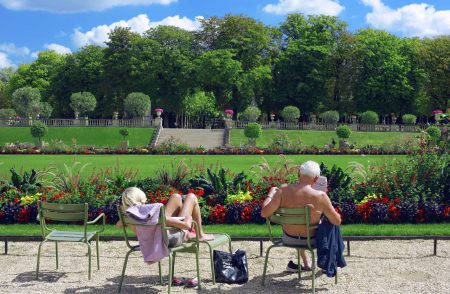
[178,193,214,241]
[165,194,192,230]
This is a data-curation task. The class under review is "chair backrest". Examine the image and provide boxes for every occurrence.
[117,204,169,249]
[267,207,316,246]
[37,200,89,239]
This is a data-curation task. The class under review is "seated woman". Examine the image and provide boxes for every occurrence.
[116,187,214,244]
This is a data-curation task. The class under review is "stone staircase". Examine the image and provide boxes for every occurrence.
[155,128,226,149]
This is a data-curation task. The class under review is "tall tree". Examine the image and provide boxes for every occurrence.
[420,36,450,110]
[0,67,14,108]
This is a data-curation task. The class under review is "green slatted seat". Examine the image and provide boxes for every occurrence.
[35,201,105,280]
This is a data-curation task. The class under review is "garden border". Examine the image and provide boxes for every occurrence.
[2,235,449,257]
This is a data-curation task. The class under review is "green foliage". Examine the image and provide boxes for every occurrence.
[241,106,261,122]
[320,110,339,124]
[30,122,48,144]
[0,108,16,119]
[336,125,352,139]
[402,114,417,125]
[9,168,41,193]
[426,126,441,141]
[189,167,246,205]
[182,90,217,117]
[70,91,97,116]
[360,110,378,124]
[124,92,151,118]
[119,128,129,140]
[39,102,53,118]
[157,158,189,191]
[281,105,300,122]
[12,87,41,117]
[320,163,353,202]
[267,134,292,152]
[244,122,262,140]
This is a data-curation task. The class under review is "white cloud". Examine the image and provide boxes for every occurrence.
[44,43,72,54]
[72,14,202,48]
[362,0,450,37]
[0,43,30,55]
[0,0,177,13]
[263,0,344,16]
[0,52,14,68]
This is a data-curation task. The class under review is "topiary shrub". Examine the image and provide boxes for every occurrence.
[244,122,262,146]
[119,128,129,140]
[426,125,441,141]
[241,106,261,122]
[320,110,339,124]
[336,125,352,139]
[12,87,41,117]
[124,92,151,118]
[70,92,97,117]
[360,110,378,124]
[402,114,417,125]
[30,122,48,147]
[281,106,300,123]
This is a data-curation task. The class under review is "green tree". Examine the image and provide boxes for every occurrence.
[124,92,151,118]
[70,92,97,117]
[336,125,352,139]
[420,36,450,110]
[402,114,417,125]
[281,105,300,122]
[0,67,14,108]
[11,86,41,117]
[320,110,340,124]
[119,128,129,140]
[244,122,262,145]
[30,121,48,147]
[182,90,217,117]
[240,106,261,122]
[194,49,242,109]
[0,108,16,119]
[360,110,379,124]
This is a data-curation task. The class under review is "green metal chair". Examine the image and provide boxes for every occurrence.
[35,201,105,280]
[117,204,202,294]
[262,207,337,293]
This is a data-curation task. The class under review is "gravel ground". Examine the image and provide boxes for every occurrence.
[1,240,449,293]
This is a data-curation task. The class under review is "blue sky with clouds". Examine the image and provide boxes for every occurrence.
[0,0,449,68]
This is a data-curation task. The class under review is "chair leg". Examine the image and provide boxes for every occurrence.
[87,243,92,280]
[262,244,276,286]
[158,261,163,285]
[335,270,338,284]
[311,249,316,294]
[171,252,176,278]
[36,241,46,279]
[297,249,301,279]
[195,245,201,289]
[207,244,215,284]
[96,234,100,270]
[168,254,173,294]
[55,241,59,270]
[228,235,232,253]
[118,249,133,293]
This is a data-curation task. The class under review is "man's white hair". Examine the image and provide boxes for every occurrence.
[299,161,320,178]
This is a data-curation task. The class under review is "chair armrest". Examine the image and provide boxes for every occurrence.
[190,220,200,245]
[87,213,106,233]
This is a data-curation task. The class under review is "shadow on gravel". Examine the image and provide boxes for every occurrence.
[64,275,162,294]
[14,271,67,283]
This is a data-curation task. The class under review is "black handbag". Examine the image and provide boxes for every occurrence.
[213,249,249,284]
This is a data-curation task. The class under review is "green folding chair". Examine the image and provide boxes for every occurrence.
[262,207,338,293]
[35,201,105,280]
[117,204,201,294]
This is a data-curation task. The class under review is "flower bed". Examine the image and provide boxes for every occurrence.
[0,151,448,225]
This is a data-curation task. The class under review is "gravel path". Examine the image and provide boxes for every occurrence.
[1,240,449,293]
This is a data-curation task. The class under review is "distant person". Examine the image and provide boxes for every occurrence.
[261,161,341,271]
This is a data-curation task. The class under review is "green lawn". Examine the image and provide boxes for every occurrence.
[0,127,154,148]
[231,129,417,148]
[0,154,404,178]
[1,224,448,237]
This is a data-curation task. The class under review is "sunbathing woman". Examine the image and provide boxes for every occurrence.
[116,187,214,243]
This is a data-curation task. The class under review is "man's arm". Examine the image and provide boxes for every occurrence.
[321,192,341,225]
[261,187,282,218]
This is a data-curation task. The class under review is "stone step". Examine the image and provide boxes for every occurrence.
[157,128,225,149]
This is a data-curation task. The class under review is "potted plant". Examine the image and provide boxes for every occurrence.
[155,108,164,117]
[224,109,234,118]
[336,125,352,149]
[119,128,129,148]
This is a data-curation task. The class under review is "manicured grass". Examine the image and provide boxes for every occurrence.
[1,224,448,237]
[0,127,154,148]
[231,129,417,148]
[0,154,404,178]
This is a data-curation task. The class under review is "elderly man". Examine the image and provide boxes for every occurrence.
[261,160,341,271]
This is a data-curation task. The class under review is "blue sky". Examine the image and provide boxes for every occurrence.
[0,0,449,68]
